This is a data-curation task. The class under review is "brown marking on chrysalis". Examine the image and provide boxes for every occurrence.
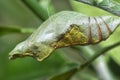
[99,17,112,34]
[52,24,88,48]
[94,17,103,41]
[87,17,92,44]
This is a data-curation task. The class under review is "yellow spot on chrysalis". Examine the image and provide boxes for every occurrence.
[53,24,88,48]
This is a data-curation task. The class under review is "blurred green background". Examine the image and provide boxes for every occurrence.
[0,0,120,80]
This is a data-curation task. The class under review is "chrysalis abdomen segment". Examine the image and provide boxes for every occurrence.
[87,16,114,43]
[89,16,120,43]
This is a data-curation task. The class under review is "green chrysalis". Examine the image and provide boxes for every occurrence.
[9,11,120,61]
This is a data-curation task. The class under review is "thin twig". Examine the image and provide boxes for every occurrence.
[78,41,120,71]
[50,42,120,80]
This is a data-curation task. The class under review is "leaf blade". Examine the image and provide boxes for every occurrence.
[76,0,120,16]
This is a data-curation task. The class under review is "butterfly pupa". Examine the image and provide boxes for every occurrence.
[9,11,120,61]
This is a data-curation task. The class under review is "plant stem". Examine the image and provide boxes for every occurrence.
[93,56,114,80]
[52,44,120,80]
[22,0,48,21]
[66,42,120,79]
[79,41,120,71]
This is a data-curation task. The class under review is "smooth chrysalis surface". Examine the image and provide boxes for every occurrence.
[9,11,120,61]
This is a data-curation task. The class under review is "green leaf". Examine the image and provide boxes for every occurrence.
[76,0,120,16]
[0,26,35,36]
[114,0,120,3]
[49,68,77,80]
[22,0,53,21]
[3,51,68,80]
